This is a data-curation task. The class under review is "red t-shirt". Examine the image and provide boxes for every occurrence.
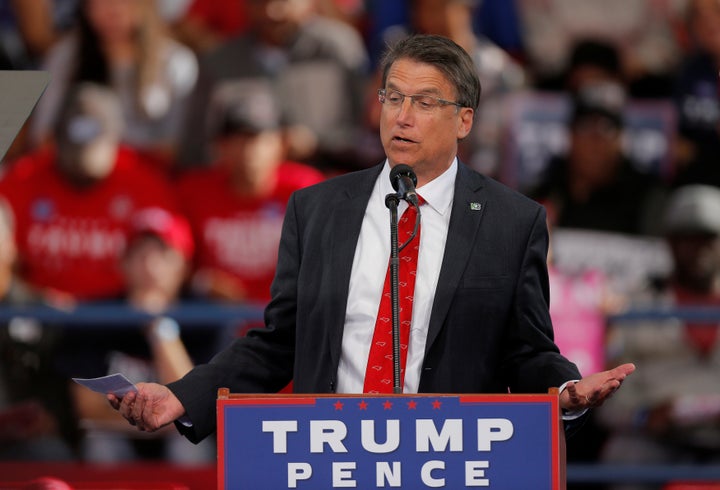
[673,286,720,358]
[0,147,179,300]
[176,161,324,303]
[184,0,248,37]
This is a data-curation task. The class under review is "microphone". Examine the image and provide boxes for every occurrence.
[389,164,418,206]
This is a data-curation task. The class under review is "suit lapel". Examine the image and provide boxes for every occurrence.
[425,164,487,353]
[326,165,382,370]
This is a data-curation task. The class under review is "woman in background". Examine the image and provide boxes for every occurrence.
[29,0,198,172]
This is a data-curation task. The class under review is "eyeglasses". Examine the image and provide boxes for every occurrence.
[378,89,462,113]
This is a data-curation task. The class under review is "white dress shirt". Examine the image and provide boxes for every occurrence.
[336,159,457,393]
[333,159,585,418]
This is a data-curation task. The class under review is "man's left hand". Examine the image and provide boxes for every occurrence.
[560,363,636,411]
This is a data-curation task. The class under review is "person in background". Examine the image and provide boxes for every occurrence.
[108,35,633,447]
[176,79,325,304]
[672,0,720,188]
[0,0,79,164]
[171,0,248,54]
[0,0,78,70]
[516,0,684,97]
[314,0,366,29]
[0,198,34,306]
[171,0,365,55]
[29,0,198,172]
[596,184,720,490]
[0,197,78,461]
[0,83,179,302]
[544,201,622,383]
[542,201,627,484]
[562,38,625,95]
[177,0,370,173]
[67,207,215,463]
[529,81,667,236]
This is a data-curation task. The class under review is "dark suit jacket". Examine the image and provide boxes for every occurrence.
[169,162,581,443]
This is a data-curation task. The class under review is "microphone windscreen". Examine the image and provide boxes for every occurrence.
[389,164,417,191]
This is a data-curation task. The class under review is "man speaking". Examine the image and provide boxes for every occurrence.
[110,34,634,444]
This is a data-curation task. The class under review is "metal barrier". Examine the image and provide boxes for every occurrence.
[0,301,266,327]
[608,306,720,324]
[567,464,720,485]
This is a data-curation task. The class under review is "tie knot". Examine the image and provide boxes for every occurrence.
[416,194,426,206]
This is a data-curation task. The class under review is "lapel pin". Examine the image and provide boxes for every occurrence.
[470,202,482,211]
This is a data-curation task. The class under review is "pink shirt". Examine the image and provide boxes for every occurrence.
[548,265,607,376]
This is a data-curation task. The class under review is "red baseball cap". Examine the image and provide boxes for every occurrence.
[128,207,194,260]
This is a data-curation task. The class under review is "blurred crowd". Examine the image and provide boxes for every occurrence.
[0,0,719,488]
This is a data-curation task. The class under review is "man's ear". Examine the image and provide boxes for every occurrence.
[456,108,474,140]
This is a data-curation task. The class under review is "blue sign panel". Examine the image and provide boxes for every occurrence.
[218,394,561,489]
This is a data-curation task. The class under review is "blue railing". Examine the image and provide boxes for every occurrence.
[568,464,720,484]
[608,305,720,324]
[0,301,266,327]
[4,302,718,326]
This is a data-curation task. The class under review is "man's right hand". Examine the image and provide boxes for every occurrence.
[107,382,186,432]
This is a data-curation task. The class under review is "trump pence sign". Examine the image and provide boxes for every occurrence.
[217,393,563,489]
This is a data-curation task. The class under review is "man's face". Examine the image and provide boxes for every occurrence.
[670,233,720,290]
[57,113,119,184]
[123,235,186,302]
[568,114,622,185]
[379,58,474,186]
[216,130,283,192]
[68,138,118,181]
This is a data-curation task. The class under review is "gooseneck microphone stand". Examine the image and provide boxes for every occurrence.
[384,192,421,394]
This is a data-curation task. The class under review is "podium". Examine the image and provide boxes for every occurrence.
[217,389,566,489]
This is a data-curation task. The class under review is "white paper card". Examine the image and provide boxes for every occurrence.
[73,373,138,397]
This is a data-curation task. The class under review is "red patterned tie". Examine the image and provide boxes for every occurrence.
[364,197,423,393]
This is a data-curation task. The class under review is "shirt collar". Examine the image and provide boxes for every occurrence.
[380,159,457,216]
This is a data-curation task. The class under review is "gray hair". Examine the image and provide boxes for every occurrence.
[379,34,481,110]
